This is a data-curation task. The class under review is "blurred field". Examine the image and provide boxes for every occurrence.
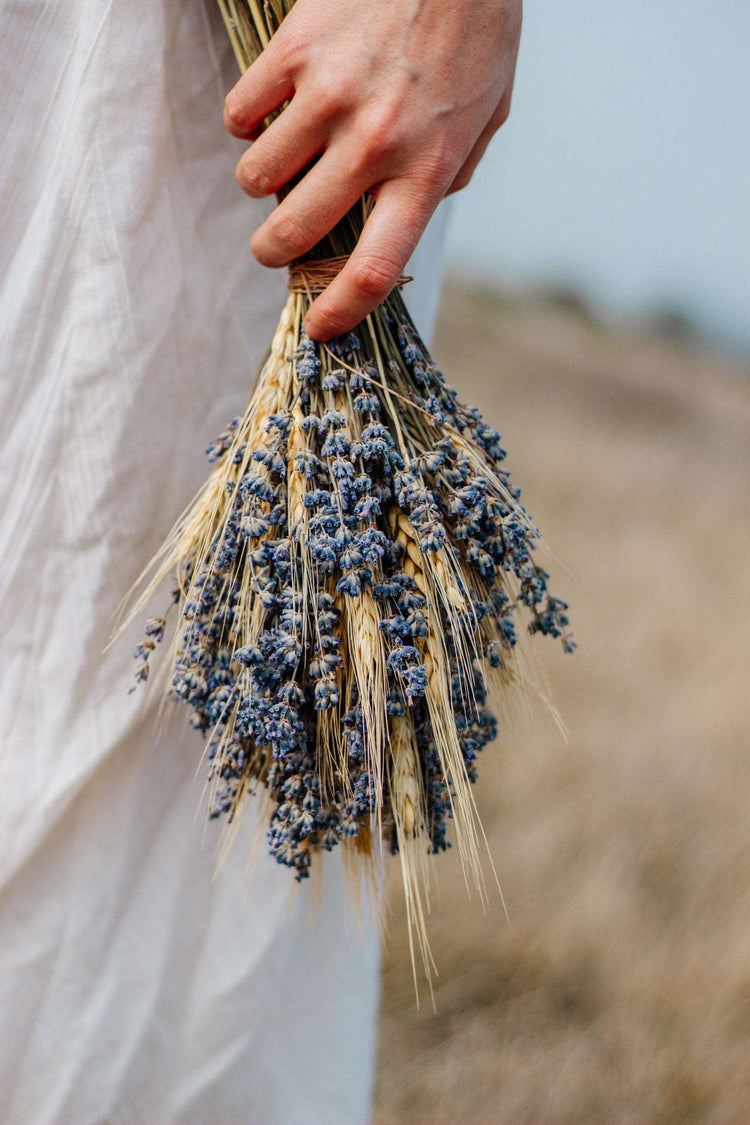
[373,282,750,1125]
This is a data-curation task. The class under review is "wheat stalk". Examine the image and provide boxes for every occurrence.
[116,0,576,999]
[389,714,436,1003]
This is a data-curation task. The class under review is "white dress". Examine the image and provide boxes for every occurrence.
[0,2,448,1122]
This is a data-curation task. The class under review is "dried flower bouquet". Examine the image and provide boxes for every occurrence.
[118,0,574,985]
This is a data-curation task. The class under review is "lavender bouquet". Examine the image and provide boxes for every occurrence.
[118,0,574,988]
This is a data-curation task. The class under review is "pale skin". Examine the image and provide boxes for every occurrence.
[223,0,522,341]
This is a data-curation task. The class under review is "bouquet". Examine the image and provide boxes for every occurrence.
[118,0,574,991]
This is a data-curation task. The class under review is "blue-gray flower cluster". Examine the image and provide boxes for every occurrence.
[131,289,574,881]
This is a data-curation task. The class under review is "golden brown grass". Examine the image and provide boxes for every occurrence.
[374,281,750,1124]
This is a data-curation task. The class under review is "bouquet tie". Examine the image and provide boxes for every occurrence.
[117,0,575,996]
[286,254,412,295]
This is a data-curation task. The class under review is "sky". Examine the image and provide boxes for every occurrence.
[445,0,750,356]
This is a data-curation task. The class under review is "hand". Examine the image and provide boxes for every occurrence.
[223,0,522,340]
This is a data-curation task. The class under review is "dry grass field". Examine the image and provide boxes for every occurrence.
[373,282,750,1124]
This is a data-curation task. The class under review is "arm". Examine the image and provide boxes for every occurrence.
[223,0,522,340]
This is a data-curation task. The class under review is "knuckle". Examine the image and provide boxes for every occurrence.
[350,253,399,300]
[274,31,308,76]
[414,146,455,193]
[311,77,349,120]
[236,156,271,197]
[224,93,246,131]
[267,208,306,254]
[356,104,404,166]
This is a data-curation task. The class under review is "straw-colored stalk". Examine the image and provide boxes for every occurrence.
[346,589,388,815]
[112,0,575,1001]
[389,714,436,1002]
[391,509,489,902]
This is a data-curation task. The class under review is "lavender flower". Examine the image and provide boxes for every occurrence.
[122,0,576,984]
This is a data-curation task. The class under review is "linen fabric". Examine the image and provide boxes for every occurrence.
[0,1,449,1122]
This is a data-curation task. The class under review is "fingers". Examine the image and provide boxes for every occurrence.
[304,178,439,340]
[250,142,373,265]
[223,49,295,139]
[447,90,513,195]
[235,98,328,199]
[446,125,494,196]
[223,4,517,338]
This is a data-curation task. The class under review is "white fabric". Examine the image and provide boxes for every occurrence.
[0,2,449,1122]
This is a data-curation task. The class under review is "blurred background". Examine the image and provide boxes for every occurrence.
[447,0,750,357]
[374,3,750,1122]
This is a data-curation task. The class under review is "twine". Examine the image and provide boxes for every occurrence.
[287,254,413,295]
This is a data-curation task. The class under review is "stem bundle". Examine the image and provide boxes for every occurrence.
[117,0,574,994]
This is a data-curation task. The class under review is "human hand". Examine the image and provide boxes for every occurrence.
[223,0,522,340]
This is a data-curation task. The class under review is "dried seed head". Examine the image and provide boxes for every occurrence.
[391,715,423,839]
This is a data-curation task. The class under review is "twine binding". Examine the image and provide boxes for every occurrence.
[287,254,413,295]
